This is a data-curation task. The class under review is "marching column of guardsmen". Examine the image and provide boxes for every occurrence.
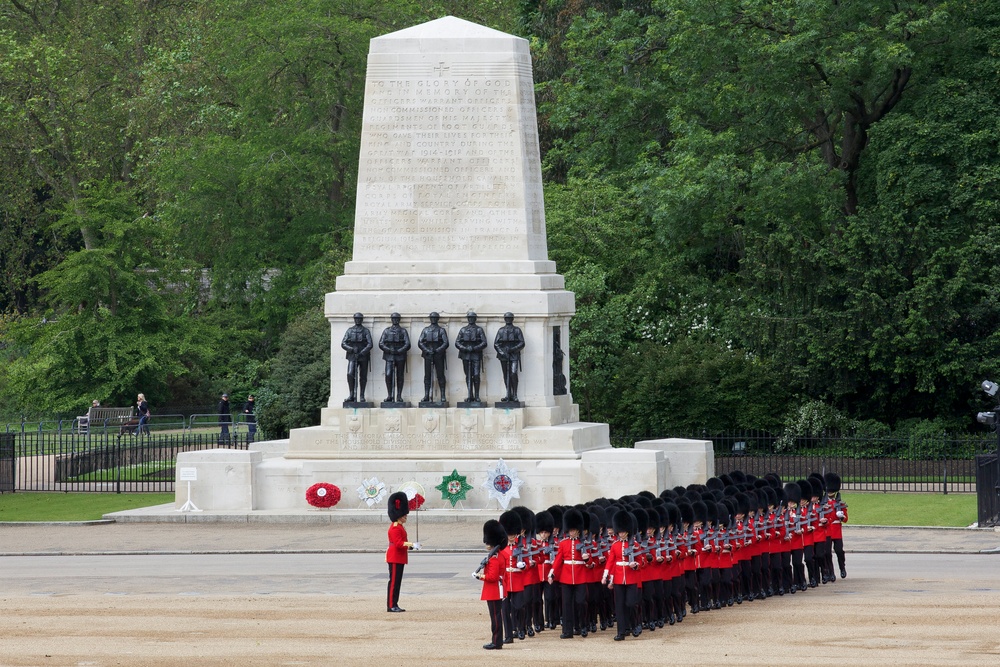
[474,470,848,648]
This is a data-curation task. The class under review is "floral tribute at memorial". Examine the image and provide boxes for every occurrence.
[357,476,387,507]
[305,482,342,509]
[482,458,524,510]
[435,469,474,507]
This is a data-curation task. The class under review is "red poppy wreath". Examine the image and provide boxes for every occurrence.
[305,482,342,508]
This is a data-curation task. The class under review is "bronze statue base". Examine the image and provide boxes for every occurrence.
[457,400,486,408]
[343,400,374,409]
[380,401,411,409]
[418,400,447,408]
[494,401,523,409]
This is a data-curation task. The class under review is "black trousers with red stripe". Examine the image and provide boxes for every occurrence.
[487,599,504,646]
[387,563,404,609]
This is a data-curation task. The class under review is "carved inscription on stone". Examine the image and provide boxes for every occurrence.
[354,49,547,262]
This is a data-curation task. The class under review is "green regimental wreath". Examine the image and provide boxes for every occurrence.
[435,469,474,507]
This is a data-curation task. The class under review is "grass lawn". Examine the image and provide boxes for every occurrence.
[0,492,173,522]
[841,491,977,527]
[0,490,982,526]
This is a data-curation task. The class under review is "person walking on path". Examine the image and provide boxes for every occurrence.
[134,394,151,436]
[217,393,232,444]
[242,395,256,442]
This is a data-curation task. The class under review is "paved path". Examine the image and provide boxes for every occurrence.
[1,518,998,556]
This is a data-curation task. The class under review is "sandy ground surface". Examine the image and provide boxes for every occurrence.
[2,570,999,667]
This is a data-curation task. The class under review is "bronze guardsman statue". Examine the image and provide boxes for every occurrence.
[379,312,411,403]
[418,312,449,404]
[455,311,488,404]
[494,312,525,403]
[341,312,373,403]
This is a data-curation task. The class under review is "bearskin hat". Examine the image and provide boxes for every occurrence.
[783,482,802,505]
[762,485,778,508]
[483,519,507,548]
[678,501,695,525]
[672,485,687,496]
[612,509,635,536]
[706,476,725,492]
[562,507,585,534]
[512,505,535,535]
[633,507,649,534]
[547,505,565,534]
[534,510,555,535]
[499,510,522,537]
[587,511,601,536]
[730,470,747,484]
[765,473,783,490]
[808,476,824,499]
[716,502,730,527]
[665,502,681,529]
[660,488,679,502]
[824,472,842,494]
[733,491,749,516]
[589,504,608,531]
[704,499,718,526]
[692,500,708,525]
[653,502,669,529]
[796,479,813,502]
[638,490,657,501]
[387,491,409,522]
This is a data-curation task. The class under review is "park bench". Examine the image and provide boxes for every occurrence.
[76,407,136,435]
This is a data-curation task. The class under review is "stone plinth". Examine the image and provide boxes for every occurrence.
[175,450,262,511]
[634,438,715,488]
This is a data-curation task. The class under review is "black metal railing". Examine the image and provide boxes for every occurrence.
[0,433,14,493]
[8,430,250,493]
[621,429,995,494]
[975,454,999,526]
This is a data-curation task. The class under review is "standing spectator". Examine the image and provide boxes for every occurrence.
[135,394,150,436]
[242,394,256,442]
[218,393,231,443]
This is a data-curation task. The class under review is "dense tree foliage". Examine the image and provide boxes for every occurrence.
[532,0,1000,433]
[1,0,997,441]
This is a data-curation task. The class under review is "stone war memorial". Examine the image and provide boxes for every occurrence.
[176,17,712,515]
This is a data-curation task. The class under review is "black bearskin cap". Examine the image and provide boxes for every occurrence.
[633,507,649,534]
[665,502,681,528]
[796,479,813,501]
[534,510,555,534]
[547,505,564,533]
[808,475,824,498]
[562,507,585,534]
[706,476,725,491]
[612,509,636,535]
[387,491,409,522]
[692,500,708,524]
[824,472,842,494]
[716,502,730,526]
[499,510,522,537]
[678,502,695,525]
[783,482,802,505]
[512,505,535,535]
[483,519,507,548]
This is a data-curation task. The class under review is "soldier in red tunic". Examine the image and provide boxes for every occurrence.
[603,509,640,640]
[547,508,590,638]
[824,472,849,579]
[386,491,418,612]
[476,519,508,650]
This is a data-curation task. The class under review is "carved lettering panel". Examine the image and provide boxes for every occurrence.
[353,47,548,263]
